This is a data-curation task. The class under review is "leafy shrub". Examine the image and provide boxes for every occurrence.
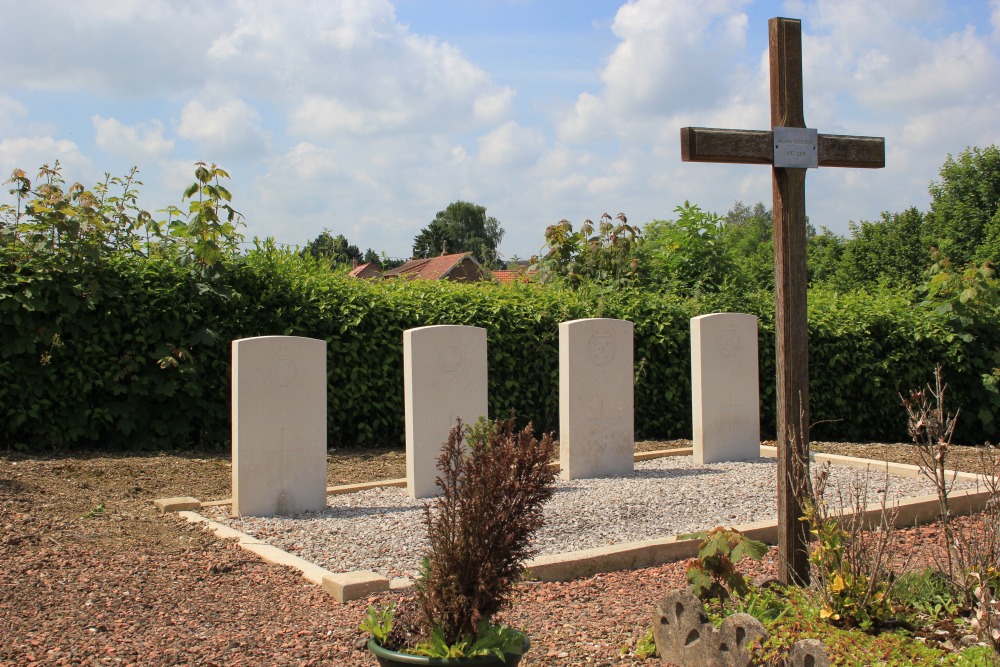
[681,526,768,604]
[414,415,557,648]
[801,462,899,631]
[4,166,1000,451]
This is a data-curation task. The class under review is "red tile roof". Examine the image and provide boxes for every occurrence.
[383,253,482,281]
[491,269,537,284]
[348,262,381,279]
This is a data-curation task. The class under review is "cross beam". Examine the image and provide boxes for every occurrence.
[681,128,884,168]
[679,17,885,585]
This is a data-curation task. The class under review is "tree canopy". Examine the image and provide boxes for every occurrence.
[412,201,504,267]
[301,230,361,266]
[925,145,1000,266]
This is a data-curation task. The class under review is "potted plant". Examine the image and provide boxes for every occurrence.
[360,414,557,665]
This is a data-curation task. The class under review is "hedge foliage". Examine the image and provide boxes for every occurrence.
[1,242,997,451]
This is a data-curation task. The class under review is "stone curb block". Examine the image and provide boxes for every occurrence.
[322,571,391,602]
[176,511,340,590]
[523,487,996,583]
[328,479,407,495]
[758,444,982,482]
[635,448,691,461]
[241,543,330,585]
[153,496,201,513]
[526,536,699,582]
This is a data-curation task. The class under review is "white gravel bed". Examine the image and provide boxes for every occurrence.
[205,456,975,579]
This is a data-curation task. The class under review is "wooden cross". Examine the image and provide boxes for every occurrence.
[679,17,885,585]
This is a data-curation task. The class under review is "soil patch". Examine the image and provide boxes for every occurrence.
[0,440,990,666]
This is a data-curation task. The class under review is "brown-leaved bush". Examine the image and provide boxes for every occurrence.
[415,415,557,646]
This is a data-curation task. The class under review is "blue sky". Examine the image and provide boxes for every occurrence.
[1,0,998,261]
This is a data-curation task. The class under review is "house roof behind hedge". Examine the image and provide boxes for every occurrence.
[383,253,482,281]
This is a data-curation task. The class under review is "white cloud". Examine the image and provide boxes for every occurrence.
[856,28,995,112]
[586,156,635,196]
[283,143,342,182]
[0,97,27,134]
[177,99,270,159]
[800,1,998,119]
[289,98,373,137]
[476,121,545,168]
[0,137,93,182]
[285,44,511,139]
[473,88,515,125]
[559,93,611,143]
[93,117,174,160]
[0,1,213,94]
[558,0,753,143]
[202,1,515,139]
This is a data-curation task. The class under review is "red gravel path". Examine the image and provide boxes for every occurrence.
[0,444,979,666]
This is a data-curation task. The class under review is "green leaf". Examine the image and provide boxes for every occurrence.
[730,536,768,562]
[685,567,713,598]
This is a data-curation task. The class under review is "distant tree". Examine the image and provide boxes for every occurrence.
[925,145,1000,266]
[806,227,846,285]
[412,201,505,267]
[720,201,774,290]
[301,230,361,265]
[362,247,381,267]
[412,219,458,259]
[380,255,407,271]
[834,207,929,287]
[640,203,731,292]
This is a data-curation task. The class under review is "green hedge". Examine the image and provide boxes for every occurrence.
[1,246,996,450]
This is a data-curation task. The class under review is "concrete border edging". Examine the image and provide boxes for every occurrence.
[521,487,996,582]
[158,448,996,602]
[759,444,982,483]
[175,510,393,601]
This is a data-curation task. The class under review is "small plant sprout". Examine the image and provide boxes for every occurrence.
[81,503,107,519]
[359,602,395,645]
[680,526,768,605]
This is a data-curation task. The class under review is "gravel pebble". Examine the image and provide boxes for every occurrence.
[207,455,973,578]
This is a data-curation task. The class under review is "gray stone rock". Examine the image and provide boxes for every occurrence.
[787,638,830,667]
[652,590,829,667]
[718,613,767,667]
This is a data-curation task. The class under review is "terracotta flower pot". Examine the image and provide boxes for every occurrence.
[366,635,530,667]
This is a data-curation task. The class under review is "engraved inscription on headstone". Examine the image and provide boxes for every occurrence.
[583,397,628,461]
[404,325,488,499]
[268,346,297,392]
[232,336,327,517]
[587,331,617,366]
[718,387,744,444]
[436,344,463,373]
[559,318,634,480]
[690,313,760,464]
[718,324,742,358]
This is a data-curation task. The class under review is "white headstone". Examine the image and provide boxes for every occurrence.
[232,335,328,517]
[403,325,488,499]
[690,313,760,464]
[559,318,634,480]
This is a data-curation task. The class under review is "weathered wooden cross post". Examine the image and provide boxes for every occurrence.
[679,17,885,585]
